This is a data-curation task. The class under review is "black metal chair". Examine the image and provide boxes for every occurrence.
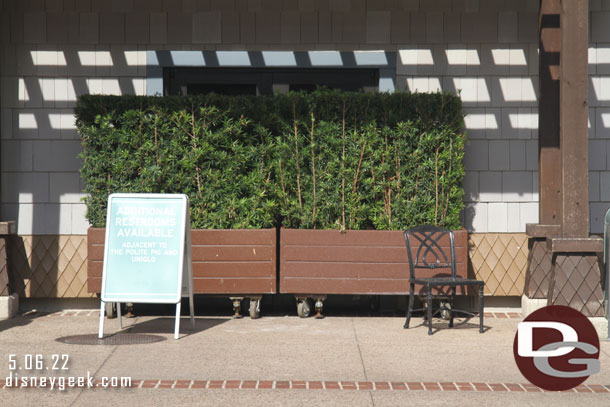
[403,225,484,335]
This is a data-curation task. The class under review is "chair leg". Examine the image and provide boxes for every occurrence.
[479,285,484,333]
[427,288,433,335]
[404,284,415,329]
[449,286,456,328]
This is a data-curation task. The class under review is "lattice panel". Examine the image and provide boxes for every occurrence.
[468,234,528,296]
[524,238,553,299]
[549,254,605,317]
[0,238,9,296]
[6,233,531,298]
[8,236,93,298]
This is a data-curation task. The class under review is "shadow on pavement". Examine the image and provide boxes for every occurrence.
[406,317,492,335]
[122,316,229,337]
[56,332,167,345]
[0,310,51,333]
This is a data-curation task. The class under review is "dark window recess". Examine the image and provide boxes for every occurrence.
[164,67,379,96]
[288,83,363,92]
[187,83,257,96]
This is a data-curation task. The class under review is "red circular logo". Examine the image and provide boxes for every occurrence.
[513,305,600,391]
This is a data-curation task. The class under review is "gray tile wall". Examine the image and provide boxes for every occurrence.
[0,0,609,234]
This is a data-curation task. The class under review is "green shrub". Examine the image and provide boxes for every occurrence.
[76,90,465,230]
[273,92,465,230]
[79,105,276,228]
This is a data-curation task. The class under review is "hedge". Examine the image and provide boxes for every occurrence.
[76,90,465,230]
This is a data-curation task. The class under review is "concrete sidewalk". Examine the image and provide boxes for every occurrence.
[0,307,609,406]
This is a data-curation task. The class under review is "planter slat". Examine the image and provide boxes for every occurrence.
[88,278,101,293]
[280,229,407,246]
[191,230,275,245]
[281,278,459,295]
[88,228,105,241]
[87,228,277,295]
[281,278,409,295]
[279,228,468,296]
[193,278,274,293]
[88,260,103,277]
[281,229,467,248]
[87,260,275,278]
[193,263,274,278]
[281,263,412,279]
[88,244,105,259]
[191,246,274,262]
[281,246,467,264]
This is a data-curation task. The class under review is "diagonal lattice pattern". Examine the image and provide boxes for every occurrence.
[468,234,528,296]
[7,233,532,299]
[7,236,93,298]
[524,238,553,299]
[549,254,605,317]
[0,238,9,296]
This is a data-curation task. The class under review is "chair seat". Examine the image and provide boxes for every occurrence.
[411,277,484,287]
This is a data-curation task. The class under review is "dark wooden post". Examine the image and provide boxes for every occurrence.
[539,0,562,227]
[524,0,561,300]
[546,0,604,317]
[526,0,604,317]
[559,0,589,238]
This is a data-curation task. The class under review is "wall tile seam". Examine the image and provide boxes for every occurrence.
[0,2,551,14]
[4,234,87,237]
[29,71,148,77]
[10,17,605,43]
[2,42,550,49]
[473,200,539,203]
[0,170,74,174]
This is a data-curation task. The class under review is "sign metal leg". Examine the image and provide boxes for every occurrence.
[189,284,195,330]
[186,219,195,330]
[117,303,122,330]
[606,225,610,341]
[189,301,195,329]
[607,234,609,341]
[174,302,182,340]
[98,301,105,339]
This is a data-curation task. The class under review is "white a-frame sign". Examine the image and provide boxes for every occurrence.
[98,193,195,339]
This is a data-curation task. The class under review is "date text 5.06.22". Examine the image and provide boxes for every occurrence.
[8,354,69,371]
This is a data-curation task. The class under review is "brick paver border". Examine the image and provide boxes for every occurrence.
[33,311,525,319]
[2,379,607,392]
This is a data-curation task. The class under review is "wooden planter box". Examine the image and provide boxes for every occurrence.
[88,228,277,295]
[279,228,468,296]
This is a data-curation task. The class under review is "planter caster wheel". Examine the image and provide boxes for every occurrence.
[105,302,116,319]
[296,298,311,318]
[125,302,135,318]
[314,297,326,319]
[230,297,244,319]
[249,297,262,319]
[422,298,428,321]
[440,301,451,321]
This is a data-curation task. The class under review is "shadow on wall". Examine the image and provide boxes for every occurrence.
[7,43,610,293]
[6,235,31,299]
[3,46,150,299]
[460,205,476,234]
[399,46,539,106]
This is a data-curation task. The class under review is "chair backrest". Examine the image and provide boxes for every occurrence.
[403,225,456,279]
